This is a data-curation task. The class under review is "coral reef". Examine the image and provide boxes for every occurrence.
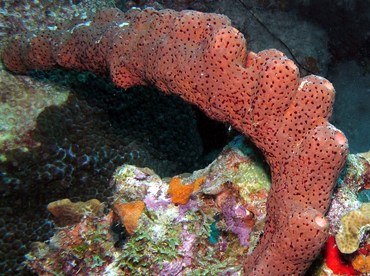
[47,198,104,227]
[335,203,370,254]
[25,136,266,274]
[0,0,115,42]
[0,40,203,276]
[309,150,370,276]
[26,212,117,275]
[324,235,357,275]
[22,141,370,275]
[0,75,203,274]
[326,152,370,236]
[2,7,348,275]
[0,62,69,151]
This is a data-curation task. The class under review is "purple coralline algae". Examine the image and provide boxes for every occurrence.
[19,137,370,275]
[25,136,271,274]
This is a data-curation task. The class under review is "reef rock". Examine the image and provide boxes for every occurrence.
[25,136,270,275]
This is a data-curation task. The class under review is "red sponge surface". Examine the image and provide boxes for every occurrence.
[2,8,348,275]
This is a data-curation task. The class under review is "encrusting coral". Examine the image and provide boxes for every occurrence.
[2,7,348,275]
[47,198,104,226]
[335,203,370,254]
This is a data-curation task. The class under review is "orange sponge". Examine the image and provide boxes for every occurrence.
[114,200,145,235]
[168,176,205,205]
[352,254,370,274]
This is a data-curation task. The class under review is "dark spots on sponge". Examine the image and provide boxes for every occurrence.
[2,7,348,275]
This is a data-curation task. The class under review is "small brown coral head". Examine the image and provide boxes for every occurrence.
[47,198,104,227]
